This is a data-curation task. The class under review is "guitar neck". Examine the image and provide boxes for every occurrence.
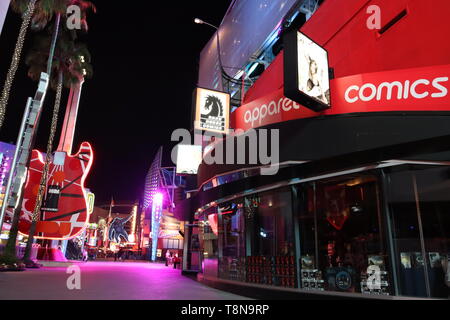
[57,79,84,154]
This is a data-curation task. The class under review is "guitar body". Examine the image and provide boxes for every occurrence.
[18,142,93,240]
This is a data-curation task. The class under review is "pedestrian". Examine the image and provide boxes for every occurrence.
[165,250,171,266]
[173,253,180,269]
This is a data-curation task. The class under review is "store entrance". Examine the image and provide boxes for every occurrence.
[296,174,391,295]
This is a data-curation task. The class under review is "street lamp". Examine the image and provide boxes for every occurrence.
[194,18,249,104]
[194,17,225,86]
[194,18,218,30]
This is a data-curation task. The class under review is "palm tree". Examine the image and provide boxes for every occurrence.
[0,0,38,132]
[0,0,95,132]
[0,0,95,265]
[21,33,92,264]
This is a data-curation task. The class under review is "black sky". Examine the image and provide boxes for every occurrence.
[0,1,231,203]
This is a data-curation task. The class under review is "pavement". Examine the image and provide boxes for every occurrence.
[0,261,251,300]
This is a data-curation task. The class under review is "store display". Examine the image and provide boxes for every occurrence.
[301,255,314,269]
[413,252,424,267]
[400,252,412,269]
[324,185,349,230]
[429,252,441,268]
[368,255,385,269]
[360,270,390,295]
[325,266,356,292]
[246,256,296,288]
[219,257,246,282]
[361,256,390,296]
[301,268,325,291]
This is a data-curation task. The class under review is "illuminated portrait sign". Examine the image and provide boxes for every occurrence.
[176,144,202,175]
[194,87,230,134]
[284,30,331,112]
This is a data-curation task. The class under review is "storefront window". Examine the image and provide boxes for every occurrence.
[218,202,246,281]
[198,211,219,277]
[386,170,428,297]
[415,167,450,298]
[245,188,296,288]
[296,175,391,295]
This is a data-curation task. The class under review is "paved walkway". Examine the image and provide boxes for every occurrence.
[0,261,250,300]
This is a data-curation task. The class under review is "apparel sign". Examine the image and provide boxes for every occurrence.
[232,64,450,131]
[284,30,331,112]
[194,87,230,134]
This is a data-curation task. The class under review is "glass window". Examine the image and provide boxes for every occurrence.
[387,170,428,297]
[296,175,391,295]
[245,188,296,288]
[198,211,219,277]
[414,167,450,298]
[218,201,246,281]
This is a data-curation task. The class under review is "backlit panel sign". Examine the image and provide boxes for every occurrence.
[176,144,202,175]
[194,88,230,134]
[284,31,331,112]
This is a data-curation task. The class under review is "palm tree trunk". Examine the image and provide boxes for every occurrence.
[0,0,37,131]
[21,12,62,264]
[23,71,64,263]
[2,6,61,263]
[2,192,25,259]
[46,12,61,76]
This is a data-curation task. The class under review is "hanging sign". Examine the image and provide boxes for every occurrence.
[284,30,331,112]
[194,87,230,134]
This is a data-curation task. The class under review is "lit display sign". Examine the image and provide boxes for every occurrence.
[176,144,202,175]
[86,192,95,214]
[232,64,450,131]
[194,87,230,134]
[151,193,163,261]
[284,30,331,112]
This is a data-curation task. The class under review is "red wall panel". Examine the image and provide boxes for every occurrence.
[243,0,450,104]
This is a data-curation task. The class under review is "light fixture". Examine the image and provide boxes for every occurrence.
[193,18,218,30]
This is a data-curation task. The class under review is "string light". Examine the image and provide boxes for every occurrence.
[0,0,37,130]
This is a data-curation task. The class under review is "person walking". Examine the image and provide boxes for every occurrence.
[165,250,171,266]
[173,253,180,269]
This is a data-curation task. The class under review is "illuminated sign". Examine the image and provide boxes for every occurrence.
[151,193,163,261]
[86,192,95,214]
[284,31,331,112]
[232,64,450,131]
[194,87,230,134]
[176,144,202,175]
[108,215,132,243]
[18,142,94,240]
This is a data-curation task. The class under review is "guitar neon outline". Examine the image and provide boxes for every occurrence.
[18,142,94,240]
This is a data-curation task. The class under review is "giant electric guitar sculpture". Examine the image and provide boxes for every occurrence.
[18,78,94,240]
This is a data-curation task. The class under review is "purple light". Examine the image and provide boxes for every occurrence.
[153,192,163,204]
[151,192,164,261]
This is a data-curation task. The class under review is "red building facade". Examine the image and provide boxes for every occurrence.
[179,0,450,299]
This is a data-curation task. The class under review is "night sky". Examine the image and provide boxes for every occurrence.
[0,1,230,203]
